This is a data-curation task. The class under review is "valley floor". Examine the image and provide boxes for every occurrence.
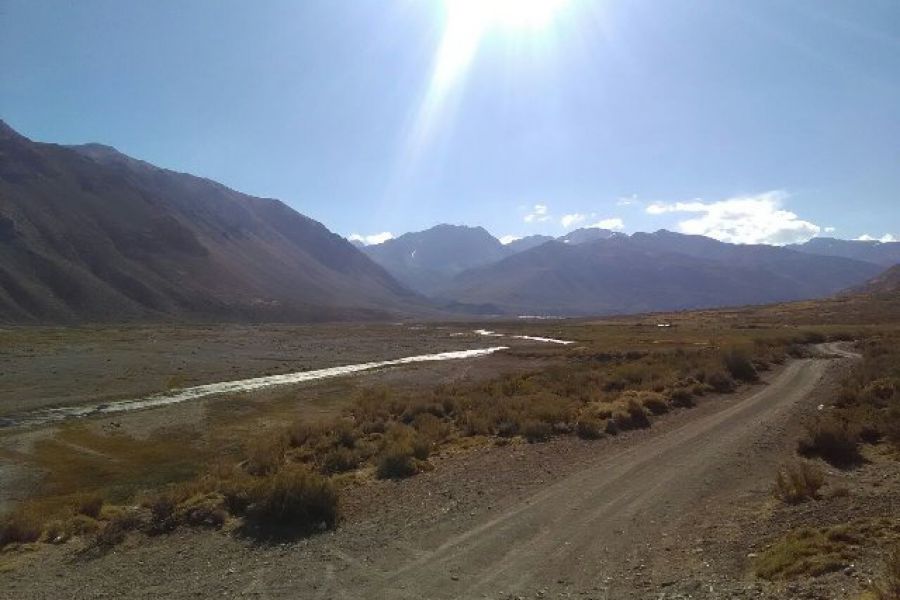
[4,345,893,599]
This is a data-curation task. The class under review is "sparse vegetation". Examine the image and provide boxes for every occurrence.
[870,544,900,600]
[1,321,858,550]
[754,525,858,580]
[724,347,759,382]
[755,519,900,582]
[774,460,825,504]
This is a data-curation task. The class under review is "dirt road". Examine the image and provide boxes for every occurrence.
[5,347,852,599]
[357,351,837,599]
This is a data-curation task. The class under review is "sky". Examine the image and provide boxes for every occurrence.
[1,0,898,246]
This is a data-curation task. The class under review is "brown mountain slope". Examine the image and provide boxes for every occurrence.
[849,264,900,296]
[0,121,424,323]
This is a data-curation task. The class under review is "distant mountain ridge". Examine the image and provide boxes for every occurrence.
[790,237,900,267]
[359,224,620,295]
[0,120,424,323]
[359,223,891,308]
[434,233,883,315]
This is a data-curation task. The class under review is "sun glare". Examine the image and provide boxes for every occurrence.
[394,0,568,193]
[433,0,567,91]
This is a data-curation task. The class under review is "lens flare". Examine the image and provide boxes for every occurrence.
[398,0,568,185]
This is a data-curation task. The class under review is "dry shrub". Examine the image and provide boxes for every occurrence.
[321,446,363,474]
[522,420,553,443]
[73,493,104,519]
[44,514,100,543]
[496,419,519,438]
[413,413,451,445]
[668,388,695,408]
[330,419,359,449]
[244,435,288,476]
[774,460,824,504]
[886,405,900,451]
[376,443,418,479]
[871,544,900,600]
[246,466,338,532]
[175,493,227,528]
[575,417,605,440]
[376,425,428,479]
[461,412,491,436]
[144,490,178,532]
[611,400,651,431]
[91,509,143,548]
[287,420,325,448]
[637,391,669,415]
[798,416,862,468]
[0,510,43,547]
[706,370,737,393]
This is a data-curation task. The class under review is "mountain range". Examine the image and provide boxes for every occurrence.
[0,120,424,323]
[1,120,896,323]
[360,224,893,315]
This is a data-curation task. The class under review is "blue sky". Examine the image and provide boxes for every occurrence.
[1,0,898,245]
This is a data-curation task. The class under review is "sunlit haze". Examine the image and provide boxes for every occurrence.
[2,0,898,245]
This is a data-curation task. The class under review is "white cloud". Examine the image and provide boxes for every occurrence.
[499,235,522,245]
[645,191,820,245]
[824,226,837,234]
[348,231,394,245]
[857,233,897,243]
[524,204,550,223]
[616,195,639,206]
[560,213,586,229]
[589,217,624,231]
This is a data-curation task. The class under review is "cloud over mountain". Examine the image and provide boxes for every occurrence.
[646,191,820,245]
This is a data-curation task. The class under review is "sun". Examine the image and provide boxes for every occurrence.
[449,0,568,31]
[431,0,568,95]
[394,0,568,189]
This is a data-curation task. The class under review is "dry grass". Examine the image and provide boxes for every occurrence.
[773,460,825,504]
